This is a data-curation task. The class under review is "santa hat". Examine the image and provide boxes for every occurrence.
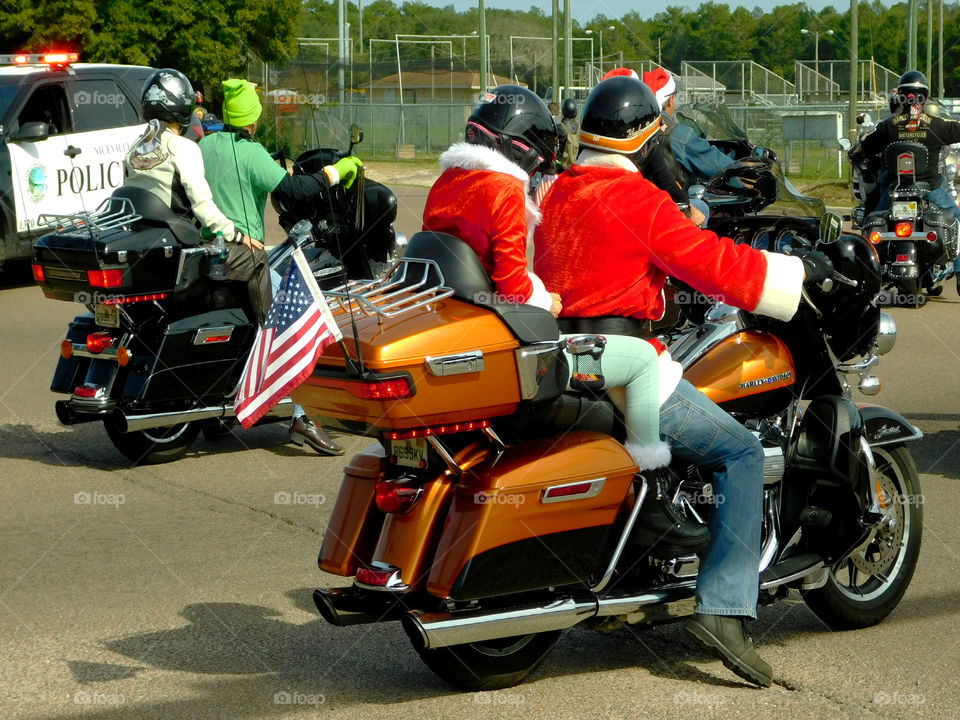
[601,67,639,81]
[643,68,676,110]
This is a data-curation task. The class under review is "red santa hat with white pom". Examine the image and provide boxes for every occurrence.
[642,68,677,110]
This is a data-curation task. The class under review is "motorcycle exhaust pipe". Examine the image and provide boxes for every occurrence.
[404,589,680,650]
[113,397,294,433]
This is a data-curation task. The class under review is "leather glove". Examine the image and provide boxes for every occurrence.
[329,155,363,189]
[796,249,834,284]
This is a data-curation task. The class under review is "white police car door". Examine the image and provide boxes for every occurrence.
[8,77,144,234]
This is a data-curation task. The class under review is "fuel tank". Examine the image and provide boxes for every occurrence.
[684,330,796,418]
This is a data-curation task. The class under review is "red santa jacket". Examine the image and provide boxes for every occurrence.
[422,143,551,308]
[533,151,804,322]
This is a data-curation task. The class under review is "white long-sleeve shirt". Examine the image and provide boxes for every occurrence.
[123,120,238,240]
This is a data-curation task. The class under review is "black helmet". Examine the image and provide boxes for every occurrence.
[141,69,196,125]
[561,98,578,120]
[466,85,559,175]
[893,70,930,111]
[579,75,661,163]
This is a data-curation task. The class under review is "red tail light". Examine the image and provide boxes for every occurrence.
[85,332,114,354]
[894,222,913,237]
[927,231,938,243]
[31,264,44,282]
[73,385,103,399]
[895,254,911,263]
[102,292,168,305]
[87,269,124,288]
[869,231,882,244]
[375,481,423,513]
[355,566,396,587]
[388,419,490,441]
[313,375,414,400]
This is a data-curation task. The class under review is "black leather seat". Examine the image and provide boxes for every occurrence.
[403,231,559,343]
[112,185,204,247]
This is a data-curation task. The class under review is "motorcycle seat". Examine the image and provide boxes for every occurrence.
[403,231,560,343]
[111,186,204,247]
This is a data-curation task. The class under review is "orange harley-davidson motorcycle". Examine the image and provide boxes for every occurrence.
[293,219,922,690]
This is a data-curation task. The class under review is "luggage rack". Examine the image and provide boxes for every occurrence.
[38,197,141,238]
[323,257,454,321]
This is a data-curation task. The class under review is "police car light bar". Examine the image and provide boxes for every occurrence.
[0,52,79,66]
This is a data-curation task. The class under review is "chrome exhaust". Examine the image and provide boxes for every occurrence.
[113,397,294,433]
[404,588,685,650]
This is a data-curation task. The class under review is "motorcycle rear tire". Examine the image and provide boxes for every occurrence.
[407,629,562,690]
[801,445,922,630]
[899,278,922,308]
[104,418,201,465]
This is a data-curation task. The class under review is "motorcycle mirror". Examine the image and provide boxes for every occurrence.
[350,124,363,147]
[819,212,843,245]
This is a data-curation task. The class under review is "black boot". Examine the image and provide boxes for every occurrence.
[629,471,710,555]
[685,612,773,687]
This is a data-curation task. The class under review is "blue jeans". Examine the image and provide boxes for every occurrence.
[658,380,764,618]
[270,267,306,419]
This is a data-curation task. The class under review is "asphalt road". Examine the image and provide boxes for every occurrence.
[2,194,959,719]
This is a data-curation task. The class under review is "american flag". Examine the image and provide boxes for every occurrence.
[234,247,342,429]
[533,173,558,207]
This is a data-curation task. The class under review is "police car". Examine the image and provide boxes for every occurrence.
[0,52,153,266]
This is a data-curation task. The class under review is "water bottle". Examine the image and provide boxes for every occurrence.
[209,231,226,279]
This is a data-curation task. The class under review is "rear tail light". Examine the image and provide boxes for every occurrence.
[313,375,414,400]
[85,332,114,354]
[375,480,423,513]
[388,419,490,441]
[927,231,938,243]
[87,269,124,288]
[31,264,44,282]
[869,231,882,244]
[355,566,401,587]
[102,292,168,305]
[73,385,103,399]
[894,222,913,237]
[895,254,911,263]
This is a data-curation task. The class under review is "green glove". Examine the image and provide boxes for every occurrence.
[330,155,363,189]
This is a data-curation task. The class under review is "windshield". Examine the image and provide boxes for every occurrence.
[0,79,20,123]
[676,102,749,142]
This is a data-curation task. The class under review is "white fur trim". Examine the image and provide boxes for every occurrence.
[525,191,542,261]
[323,165,340,186]
[524,271,553,310]
[653,75,677,110]
[578,149,638,172]
[754,251,804,322]
[625,440,672,471]
[439,142,530,186]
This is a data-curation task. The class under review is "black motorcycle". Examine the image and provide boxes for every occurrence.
[843,120,959,304]
[31,125,401,464]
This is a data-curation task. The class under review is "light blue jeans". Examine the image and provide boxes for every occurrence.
[658,380,764,618]
[270,267,305,419]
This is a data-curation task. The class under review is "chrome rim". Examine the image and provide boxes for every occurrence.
[139,422,192,445]
[467,634,537,657]
[831,447,913,603]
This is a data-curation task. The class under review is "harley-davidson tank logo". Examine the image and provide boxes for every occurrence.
[739,371,793,390]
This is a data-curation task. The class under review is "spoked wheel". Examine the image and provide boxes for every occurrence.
[406,627,562,691]
[104,418,201,465]
[802,445,922,629]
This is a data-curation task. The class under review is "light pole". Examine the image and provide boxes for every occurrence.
[800,27,834,94]
[586,26,615,76]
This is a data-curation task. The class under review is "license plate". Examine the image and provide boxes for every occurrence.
[391,438,428,468]
[94,304,119,328]
[891,200,918,218]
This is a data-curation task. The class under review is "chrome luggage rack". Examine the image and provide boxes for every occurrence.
[323,257,454,322]
[38,197,141,238]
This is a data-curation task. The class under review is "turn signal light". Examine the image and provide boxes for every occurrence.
[313,375,414,400]
[60,339,73,359]
[85,332,113,354]
[869,231,882,244]
[31,264,44,282]
[116,346,131,367]
[375,481,423,514]
[87,269,124,288]
[927,231,938,243]
[388,420,490,441]
[894,222,913,237]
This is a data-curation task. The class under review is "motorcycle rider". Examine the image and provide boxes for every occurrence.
[533,75,834,688]
[559,98,580,168]
[199,78,363,456]
[851,70,960,282]
[422,85,695,511]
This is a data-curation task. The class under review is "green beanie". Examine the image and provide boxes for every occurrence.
[222,78,262,127]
